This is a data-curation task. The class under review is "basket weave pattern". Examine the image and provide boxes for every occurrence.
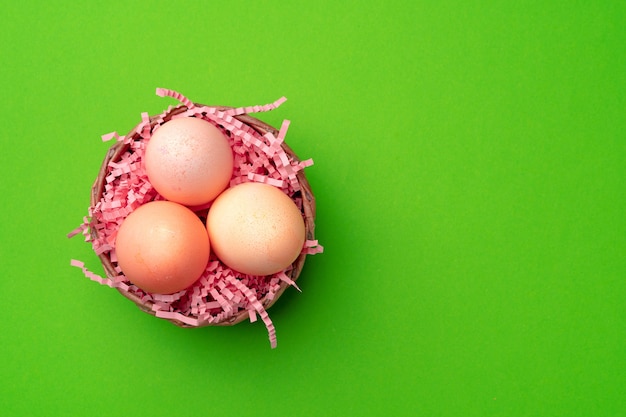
[76,92,319,345]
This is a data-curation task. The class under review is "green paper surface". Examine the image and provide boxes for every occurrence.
[1,1,625,416]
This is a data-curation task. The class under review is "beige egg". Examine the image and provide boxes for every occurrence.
[206,182,305,276]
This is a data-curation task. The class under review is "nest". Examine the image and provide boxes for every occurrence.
[71,89,321,347]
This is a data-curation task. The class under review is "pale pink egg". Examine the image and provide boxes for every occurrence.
[206,182,305,276]
[115,201,210,294]
[145,117,234,206]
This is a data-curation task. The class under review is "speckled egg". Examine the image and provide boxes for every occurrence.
[206,182,305,276]
[145,117,233,206]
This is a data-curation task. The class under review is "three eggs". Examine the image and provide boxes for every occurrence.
[115,117,305,294]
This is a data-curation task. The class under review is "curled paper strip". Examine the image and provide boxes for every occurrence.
[70,88,323,348]
[101,132,124,143]
[223,96,288,117]
[155,88,194,108]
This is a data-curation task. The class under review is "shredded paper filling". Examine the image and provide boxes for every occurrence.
[69,88,323,348]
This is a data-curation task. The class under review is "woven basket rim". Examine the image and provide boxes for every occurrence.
[91,103,316,327]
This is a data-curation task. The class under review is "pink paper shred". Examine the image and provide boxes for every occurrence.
[69,88,323,349]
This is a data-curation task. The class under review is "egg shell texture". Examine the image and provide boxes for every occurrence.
[115,200,210,294]
[206,182,306,276]
[145,117,233,206]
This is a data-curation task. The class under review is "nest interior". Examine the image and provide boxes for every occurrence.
[70,89,322,347]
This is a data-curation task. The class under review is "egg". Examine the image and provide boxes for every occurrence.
[144,117,234,206]
[206,182,305,276]
[115,200,210,294]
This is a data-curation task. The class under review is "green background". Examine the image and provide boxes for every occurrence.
[1,1,625,416]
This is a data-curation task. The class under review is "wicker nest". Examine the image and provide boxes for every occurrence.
[76,90,320,345]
